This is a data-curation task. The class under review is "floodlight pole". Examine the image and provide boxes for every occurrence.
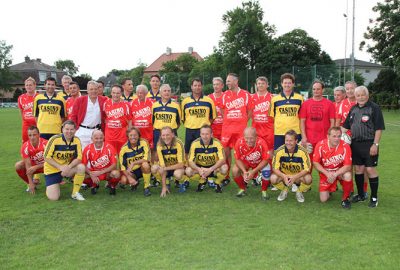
[351,0,355,81]
[343,0,349,84]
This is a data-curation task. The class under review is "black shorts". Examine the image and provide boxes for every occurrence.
[185,128,200,153]
[351,141,379,167]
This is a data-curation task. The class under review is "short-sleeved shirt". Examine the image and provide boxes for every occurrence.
[221,89,252,134]
[313,139,352,171]
[343,101,385,142]
[251,92,274,137]
[147,90,161,102]
[18,93,38,125]
[337,98,356,126]
[272,144,311,175]
[82,142,117,171]
[299,98,335,144]
[119,139,151,172]
[270,91,303,135]
[103,99,132,143]
[208,93,224,132]
[156,138,185,167]
[131,98,154,130]
[66,96,78,120]
[34,92,66,135]
[44,134,82,175]
[20,137,48,166]
[181,94,216,129]
[152,99,182,130]
[189,138,225,168]
[234,136,270,169]
[121,92,137,103]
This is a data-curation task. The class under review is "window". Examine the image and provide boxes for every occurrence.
[365,69,370,73]
[51,72,57,79]
[39,71,47,82]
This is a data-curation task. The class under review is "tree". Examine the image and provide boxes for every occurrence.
[0,40,17,91]
[360,0,400,72]
[54,59,79,76]
[219,1,275,72]
[368,69,399,94]
[72,73,92,90]
[117,63,147,86]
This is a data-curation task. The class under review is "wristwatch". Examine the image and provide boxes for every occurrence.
[374,142,379,147]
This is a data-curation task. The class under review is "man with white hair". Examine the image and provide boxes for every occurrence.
[342,86,385,208]
[61,75,73,100]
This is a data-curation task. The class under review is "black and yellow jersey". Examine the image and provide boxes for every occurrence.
[152,99,182,130]
[119,138,151,171]
[188,138,225,167]
[181,94,216,129]
[121,92,137,102]
[34,92,66,135]
[44,134,82,175]
[156,138,185,167]
[147,90,161,102]
[272,144,311,175]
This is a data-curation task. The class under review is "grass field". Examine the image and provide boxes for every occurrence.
[0,108,399,269]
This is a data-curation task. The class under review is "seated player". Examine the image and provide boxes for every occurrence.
[313,127,353,209]
[119,127,152,196]
[43,120,86,201]
[82,130,120,196]
[151,126,185,197]
[232,127,271,200]
[186,125,227,193]
[15,126,47,194]
[270,130,312,203]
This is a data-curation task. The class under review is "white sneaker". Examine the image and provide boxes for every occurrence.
[277,190,288,201]
[296,191,305,203]
[271,186,278,191]
[71,192,85,201]
[291,184,298,192]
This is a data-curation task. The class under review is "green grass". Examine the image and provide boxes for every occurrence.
[0,108,399,269]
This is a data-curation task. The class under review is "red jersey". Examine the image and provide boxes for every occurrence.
[337,98,356,126]
[66,96,78,120]
[234,136,270,169]
[313,139,352,171]
[131,98,154,129]
[299,98,335,144]
[221,89,252,134]
[103,99,132,143]
[208,93,224,129]
[251,92,274,137]
[20,137,47,166]
[82,142,117,171]
[18,93,38,125]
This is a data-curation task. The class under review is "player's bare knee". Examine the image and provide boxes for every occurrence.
[342,171,352,181]
[76,163,86,174]
[185,167,193,177]
[120,175,128,185]
[151,165,159,175]
[365,167,378,178]
[141,162,150,173]
[320,193,329,203]
[110,170,120,179]
[15,161,24,170]
[304,174,313,184]
[270,173,278,184]
[174,169,184,180]
[231,165,240,177]
[220,164,228,175]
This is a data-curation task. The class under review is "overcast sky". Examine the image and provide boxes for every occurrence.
[1,0,381,79]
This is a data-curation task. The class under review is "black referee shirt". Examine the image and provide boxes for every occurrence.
[343,100,385,142]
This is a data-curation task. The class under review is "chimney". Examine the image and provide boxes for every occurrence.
[188,47,193,54]
[36,58,41,63]
[166,47,171,55]
[25,56,30,62]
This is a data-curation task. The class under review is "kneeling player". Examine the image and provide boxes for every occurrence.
[270,130,312,203]
[152,126,185,197]
[313,127,353,209]
[15,126,47,194]
[44,120,86,201]
[119,127,152,196]
[232,127,271,200]
[186,125,227,193]
[82,130,120,195]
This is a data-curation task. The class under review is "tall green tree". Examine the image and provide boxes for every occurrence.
[368,69,399,94]
[219,0,275,72]
[0,40,17,91]
[54,59,79,76]
[73,73,93,90]
[360,0,400,72]
[118,63,147,86]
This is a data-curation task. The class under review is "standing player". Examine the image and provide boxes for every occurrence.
[220,73,252,184]
[269,73,303,150]
[82,130,120,196]
[300,80,335,155]
[97,81,105,96]
[336,81,357,127]
[66,82,80,120]
[208,77,224,140]
[232,127,271,200]
[270,130,312,203]
[61,75,72,100]
[181,78,216,154]
[43,120,86,201]
[103,84,132,154]
[119,127,152,196]
[147,74,162,101]
[342,86,385,208]
[15,126,47,194]
[152,127,185,197]
[333,86,346,116]
[33,77,66,140]
[186,125,227,193]
[18,77,38,143]
[313,127,353,209]
[121,78,136,102]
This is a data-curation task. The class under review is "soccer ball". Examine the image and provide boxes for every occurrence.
[341,133,352,145]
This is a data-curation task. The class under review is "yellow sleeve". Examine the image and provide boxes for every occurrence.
[269,97,275,118]
[177,140,185,164]
[210,98,217,121]
[75,138,82,160]
[142,139,151,161]
[181,99,187,123]
[119,147,126,171]
[157,146,165,167]
[33,95,39,117]
[177,103,182,125]
[44,136,57,159]
[301,149,311,172]
[188,142,196,162]
[217,141,225,160]
[272,150,281,170]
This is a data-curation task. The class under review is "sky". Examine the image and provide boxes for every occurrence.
[1,0,382,79]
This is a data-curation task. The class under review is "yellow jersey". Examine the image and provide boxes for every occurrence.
[157,138,185,167]
[119,138,151,171]
[34,92,66,135]
[152,99,182,130]
[272,144,311,175]
[181,94,216,129]
[188,138,225,168]
[269,92,303,135]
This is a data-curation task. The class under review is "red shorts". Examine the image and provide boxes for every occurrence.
[138,127,154,149]
[319,173,343,192]
[211,126,222,141]
[106,140,125,154]
[260,133,274,150]
[85,172,108,182]
[221,131,241,148]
